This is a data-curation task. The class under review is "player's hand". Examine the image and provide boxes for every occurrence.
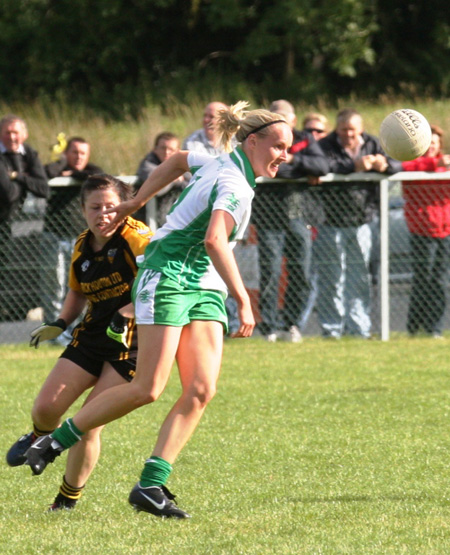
[103,200,139,233]
[106,312,130,348]
[30,319,67,348]
[230,299,255,338]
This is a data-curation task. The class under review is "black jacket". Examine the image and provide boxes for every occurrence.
[0,144,48,225]
[318,131,403,226]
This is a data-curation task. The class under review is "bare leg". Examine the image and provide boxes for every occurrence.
[152,320,224,463]
[64,363,126,488]
[31,358,97,431]
[72,325,183,432]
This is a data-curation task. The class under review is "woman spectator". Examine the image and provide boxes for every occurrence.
[402,124,450,337]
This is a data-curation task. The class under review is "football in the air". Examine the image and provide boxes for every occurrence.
[379,109,432,161]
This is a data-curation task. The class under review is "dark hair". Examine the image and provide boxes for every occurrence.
[80,174,134,206]
[66,136,89,151]
[154,131,179,147]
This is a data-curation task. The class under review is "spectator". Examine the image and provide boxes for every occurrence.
[182,101,232,156]
[316,108,402,339]
[135,131,188,227]
[253,100,329,342]
[302,112,329,141]
[0,114,48,238]
[41,137,103,345]
[0,115,48,321]
[401,124,450,338]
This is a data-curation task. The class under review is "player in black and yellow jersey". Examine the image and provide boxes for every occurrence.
[6,174,152,511]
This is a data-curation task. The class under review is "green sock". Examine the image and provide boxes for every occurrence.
[52,418,84,450]
[140,456,172,488]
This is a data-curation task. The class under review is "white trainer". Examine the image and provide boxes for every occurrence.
[280,326,302,343]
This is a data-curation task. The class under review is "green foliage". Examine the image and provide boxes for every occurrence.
[1,337,450,553]
[0,0,449,116]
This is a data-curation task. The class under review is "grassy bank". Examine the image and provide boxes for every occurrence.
[1,96,450,176]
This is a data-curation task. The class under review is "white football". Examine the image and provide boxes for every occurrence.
[379,109,432,161]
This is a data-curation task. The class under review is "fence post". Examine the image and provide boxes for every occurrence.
[379,177,390,341]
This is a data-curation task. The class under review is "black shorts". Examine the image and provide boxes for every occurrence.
[60,345,136,383]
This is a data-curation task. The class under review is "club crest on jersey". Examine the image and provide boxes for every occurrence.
[81,260,90,272]
[225,193,240,212]
[138,290,151,304]
[107,248,117,264]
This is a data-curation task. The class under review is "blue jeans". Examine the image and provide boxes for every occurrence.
[257,218,313,334]
[315,224,372,338]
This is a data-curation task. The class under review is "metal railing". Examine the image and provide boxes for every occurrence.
[1,171,449,343]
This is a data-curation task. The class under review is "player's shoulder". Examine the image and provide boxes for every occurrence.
[72,229,89,258]
[121,217,153,253]
[187,150,216,174]
[123,216,151,233]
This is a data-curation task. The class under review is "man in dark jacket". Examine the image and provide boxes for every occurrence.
[253,100,329,342]
[135,131,187,227]
[41,137,103,344]
[316,108,402,338]
[0,115,48,236]
[0,115,49,321]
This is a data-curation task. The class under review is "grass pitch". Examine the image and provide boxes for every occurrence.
[1,337,449,554]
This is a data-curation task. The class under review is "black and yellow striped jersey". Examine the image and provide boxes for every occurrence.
[68,216,152,360]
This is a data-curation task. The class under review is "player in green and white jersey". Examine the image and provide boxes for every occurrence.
[25,101,293,519]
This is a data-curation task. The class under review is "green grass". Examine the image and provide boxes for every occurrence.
[1,337,450,553]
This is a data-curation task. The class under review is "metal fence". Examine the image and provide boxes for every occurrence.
[1,172,449,344]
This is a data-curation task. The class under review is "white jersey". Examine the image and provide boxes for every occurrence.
[139,147,256,292]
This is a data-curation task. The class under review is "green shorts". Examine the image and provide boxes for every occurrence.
[132,269,228,332]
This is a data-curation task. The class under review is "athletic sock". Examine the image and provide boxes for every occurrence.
[33,424,54,439]
[51,418,84,450]
[59,475,85,503]
[140,456,173,488]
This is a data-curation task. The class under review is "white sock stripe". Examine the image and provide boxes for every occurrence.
[66,419,83,441]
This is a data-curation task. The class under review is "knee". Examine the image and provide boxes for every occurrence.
[31,398,57,427]
[128,382,163,408]
[187,382,217,410]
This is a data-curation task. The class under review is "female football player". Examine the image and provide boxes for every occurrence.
[25,102,293,518]
[7,174,152,511]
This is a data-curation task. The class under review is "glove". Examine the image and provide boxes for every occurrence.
[30,319,67,349]
[106,312,130,348]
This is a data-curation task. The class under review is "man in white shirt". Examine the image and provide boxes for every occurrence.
[183,102,232,156]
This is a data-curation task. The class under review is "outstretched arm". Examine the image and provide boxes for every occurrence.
[104,151,190,231]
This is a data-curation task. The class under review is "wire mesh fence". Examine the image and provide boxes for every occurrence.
[1,173,449,344]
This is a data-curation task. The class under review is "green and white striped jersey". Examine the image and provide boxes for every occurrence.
[139,146,256,292]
